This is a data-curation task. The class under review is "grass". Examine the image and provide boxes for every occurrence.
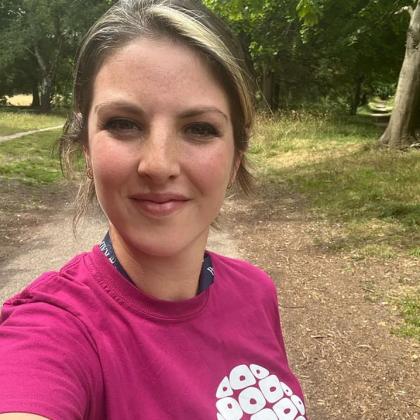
[0,109,64,136]
[251,111,420,341]
[251,111,420,258]
[0,129,63,184]
[393,291,420,340]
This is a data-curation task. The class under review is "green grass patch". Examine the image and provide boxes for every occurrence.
[393,291,420,341]
[0,130,63,184]
[409,247,420,258]
[0,109,64,136]
[251,112,420,257]
[249,112,377,174]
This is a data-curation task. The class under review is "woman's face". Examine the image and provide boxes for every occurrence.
[86,37,238,258]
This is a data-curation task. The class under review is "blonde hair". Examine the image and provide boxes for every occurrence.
[59,0,255,227]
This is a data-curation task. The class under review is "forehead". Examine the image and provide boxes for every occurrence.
[90,37,231,114]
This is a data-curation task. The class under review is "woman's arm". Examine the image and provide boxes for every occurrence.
[0,297,102,419]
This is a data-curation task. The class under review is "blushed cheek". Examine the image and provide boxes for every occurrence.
[194,152,233,193]
[91,139,131,180]
[95,159,124,182]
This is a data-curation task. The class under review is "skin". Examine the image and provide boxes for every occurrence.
[0,416,48,419]
[85,36,240,301]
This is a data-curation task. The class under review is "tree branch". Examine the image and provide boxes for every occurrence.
[23,46,36,59]
[49,13,64,79]
[33,44,47,75]
[395,6,413,17]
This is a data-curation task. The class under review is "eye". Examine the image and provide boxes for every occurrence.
[184,122,220,139]
[103,118,140,133]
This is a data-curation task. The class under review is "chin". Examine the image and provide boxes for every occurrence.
[109,215,211,260]
[135,242,187,258]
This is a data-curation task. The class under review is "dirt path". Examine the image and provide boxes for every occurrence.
[0,125,63,143]
[1,181,419,419]
[223,185,419,419]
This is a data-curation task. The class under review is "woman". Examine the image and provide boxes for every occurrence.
[0,1,306,419]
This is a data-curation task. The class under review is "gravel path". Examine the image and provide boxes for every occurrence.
[0,204,241,303]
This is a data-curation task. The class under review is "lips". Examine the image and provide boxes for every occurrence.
[129,193,190,217]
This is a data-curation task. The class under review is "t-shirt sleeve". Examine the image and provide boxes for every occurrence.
[0,294,102,420]
[266,276,291,364]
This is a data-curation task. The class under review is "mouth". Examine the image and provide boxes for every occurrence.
[129,193,190,217]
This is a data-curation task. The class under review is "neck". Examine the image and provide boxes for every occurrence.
[109,227,208,301]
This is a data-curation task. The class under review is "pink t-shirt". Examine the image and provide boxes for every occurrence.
[0,247,306,419]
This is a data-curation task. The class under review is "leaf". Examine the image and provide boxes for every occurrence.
[296,0,322,26]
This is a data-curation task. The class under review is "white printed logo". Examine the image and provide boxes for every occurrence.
[215,364,306,420]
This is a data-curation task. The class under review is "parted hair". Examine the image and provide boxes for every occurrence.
[59,0,255,227]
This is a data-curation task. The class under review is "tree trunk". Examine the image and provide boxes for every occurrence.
[262,64,274,110]
[39,74,52,112]
[33,45,54,113]
[31,82,40,108]
[350,75,364,115]
[380,2,420,148]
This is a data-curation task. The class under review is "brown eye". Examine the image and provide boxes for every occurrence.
[105,118,139,132]
[185,123,220,139]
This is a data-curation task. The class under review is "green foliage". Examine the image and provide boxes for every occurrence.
[0,0,415,111]
[0,0,111,107]
[204,0,317,107]
[296,0,321,26]
[204,0,410,110]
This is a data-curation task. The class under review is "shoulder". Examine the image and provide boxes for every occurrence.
[5,250,86,293]
[0,254,103,419]
[0,249,103,379]
[209,251,273,280]
[2,249,97,323]
[208,251,277,295]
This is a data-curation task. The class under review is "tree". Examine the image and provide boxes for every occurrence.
[206,0,408,113]
[380,1,420,148]
[0,0,111,111]
[0,54,40,107]
[297,0,407,115]
[204,0,323,109]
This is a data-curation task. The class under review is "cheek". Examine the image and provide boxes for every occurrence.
[187,146,234,192]
[89,137,136,188]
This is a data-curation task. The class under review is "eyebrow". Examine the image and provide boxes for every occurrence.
[94,101,229,122]
[178,107,229,122]
[94,101,144,116]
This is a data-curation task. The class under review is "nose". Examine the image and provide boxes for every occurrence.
[137,126,181,184]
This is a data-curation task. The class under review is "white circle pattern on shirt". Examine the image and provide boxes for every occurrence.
[216,364,306,420]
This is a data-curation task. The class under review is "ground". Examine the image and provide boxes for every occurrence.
[223,183,420,419]
[0,179,419,419]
